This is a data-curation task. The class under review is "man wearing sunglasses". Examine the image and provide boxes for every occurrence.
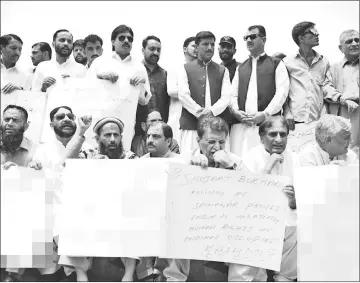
[229,25,290,161]
[283,21,347,131]
[329,29,359,149]
[178,31,232,160]
[87,24,152,108]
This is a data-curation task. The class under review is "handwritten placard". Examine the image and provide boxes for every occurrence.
[287,122,317,154]
[42,77,139,150]
[165,163,288,271]
[58,158,185,258]
[1,90,47,144]
[0,167,55,268]
[294,165,359,281]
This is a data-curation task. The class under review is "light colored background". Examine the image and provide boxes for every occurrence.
[1,1,359,72]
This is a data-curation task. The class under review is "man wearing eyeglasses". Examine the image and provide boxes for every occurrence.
[329,29,359,149]
[283,21,348,131]
[229,25,290,160]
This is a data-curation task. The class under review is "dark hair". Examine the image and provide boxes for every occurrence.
[150,121,173,140]
[195,31,216,45]
[146,108,161,121]
[111,25,134,51]
[248,25,266,37]
[84,34,103,47]
[0,34,23,47]
[258,116,290,137]
[183,36,196,48]
[3,105,28,121]
[49,106,73,122]
[32,42,52,59]
[53,29,73,42]
[292,21,315,45]
[142,35,161,49]
[73,39,85,50]
[197,114,229,139]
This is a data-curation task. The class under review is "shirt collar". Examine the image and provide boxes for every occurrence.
[18,137,30,151]
[142,59,160,73]
[249,52,266,60]
[341,56,359,67]
[112,52,132,63]
[295,49,323,61]
[0,61,19,72]
[197,58,212,67]
[221,58,237,67]
[315,143,332,163]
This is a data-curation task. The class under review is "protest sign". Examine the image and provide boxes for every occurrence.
[58,158,185,258]
[165,163,288,271]
[1,90,47,144]
[287,122,317,154]
[294,165,359,281]
[1,167,55,268]
[42,77,139,150]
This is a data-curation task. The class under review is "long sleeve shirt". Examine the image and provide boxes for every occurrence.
[178,60,232,118]
[1,62,30,90]
[283,50,342,123]
[230,53,289,116]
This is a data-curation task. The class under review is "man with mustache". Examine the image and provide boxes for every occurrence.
[1,34,29,94]
[328,29,359,148]
[218,36,239,82]
[229,25,290,161]
[178,31,232,160]
[26,42,52,90]
[167,36,197,144]
[73,39,87,66]
[31,29,87,92]
[283,22,350,131]
[83,34,103,69]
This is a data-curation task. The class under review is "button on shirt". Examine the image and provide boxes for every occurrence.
[87,53,152,106]
[178,60,232,118]
[0,62,29,90]
[283,50,342,123]
[31,57,87,92]
[1,137,37,166]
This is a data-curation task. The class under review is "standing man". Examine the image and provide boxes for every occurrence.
[329,29,359,146]
[83,34,103,69]
[27,42,52,90]
[31,29,87,92]
[73,39,87,66]
[178,31,232,159]
[167,36,197,145]
[1,34,29,94]
[230,25,290,160]
[283,21,348,130]
[218,36,239,82]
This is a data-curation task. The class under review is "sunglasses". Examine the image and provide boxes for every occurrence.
[303,28,319,36]
[243,34,261,41]
[118,35,134,43]
[54,113,76,121]
[345,38,359,44]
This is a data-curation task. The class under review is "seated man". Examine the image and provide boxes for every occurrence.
[131,109,180,157]
[299,114,358,166]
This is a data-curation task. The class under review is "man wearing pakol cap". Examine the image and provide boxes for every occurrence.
[178,31,232,160]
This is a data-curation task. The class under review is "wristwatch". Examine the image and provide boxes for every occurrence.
[226,163,237,170]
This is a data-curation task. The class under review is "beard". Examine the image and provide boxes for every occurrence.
[55,44,72,58]
[0,125,25,154]
[53,122,76,138]
[219,52,233,61]
[75,55,87,65]
[99,141,123,159]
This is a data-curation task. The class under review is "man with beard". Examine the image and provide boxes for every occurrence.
[27,42,52,90]
[131,109,179,157]
[218,36,239,82]
[83,34,103,69]
[229,25,290,161]
[31,29,87,92]
[1,34,29,94]
[283,22,349,131]
[167,36,197,145]
[329,29,359,147]
[178,31,232,160]
[73,39,87,66]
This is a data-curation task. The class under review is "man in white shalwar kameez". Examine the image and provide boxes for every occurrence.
[229,25,289,160]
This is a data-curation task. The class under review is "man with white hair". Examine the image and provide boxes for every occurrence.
[328,29,359,147]
[299,114,358,166]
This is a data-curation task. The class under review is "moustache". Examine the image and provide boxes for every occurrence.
[150,55,159,60]
[147,142,155,147]
[122,43,130,48]
[60,122,74,128]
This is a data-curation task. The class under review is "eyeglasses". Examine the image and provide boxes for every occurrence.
[118,35,133,43]
[345,38,359,44]
[243,34,262,41]
[303,28,319,36]
[54,113,76,121]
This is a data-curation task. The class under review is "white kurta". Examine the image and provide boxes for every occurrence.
[230,53,289,160]
[1,62,30,90]
[178,60,232,160]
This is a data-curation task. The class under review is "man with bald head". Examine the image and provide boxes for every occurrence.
[328,29,359,147]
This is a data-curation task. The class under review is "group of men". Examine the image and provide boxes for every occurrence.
[1,20,359,282]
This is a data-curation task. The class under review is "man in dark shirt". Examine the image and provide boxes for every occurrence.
[218,36,240,82]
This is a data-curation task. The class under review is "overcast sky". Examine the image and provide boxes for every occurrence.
[1,1,359,71]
